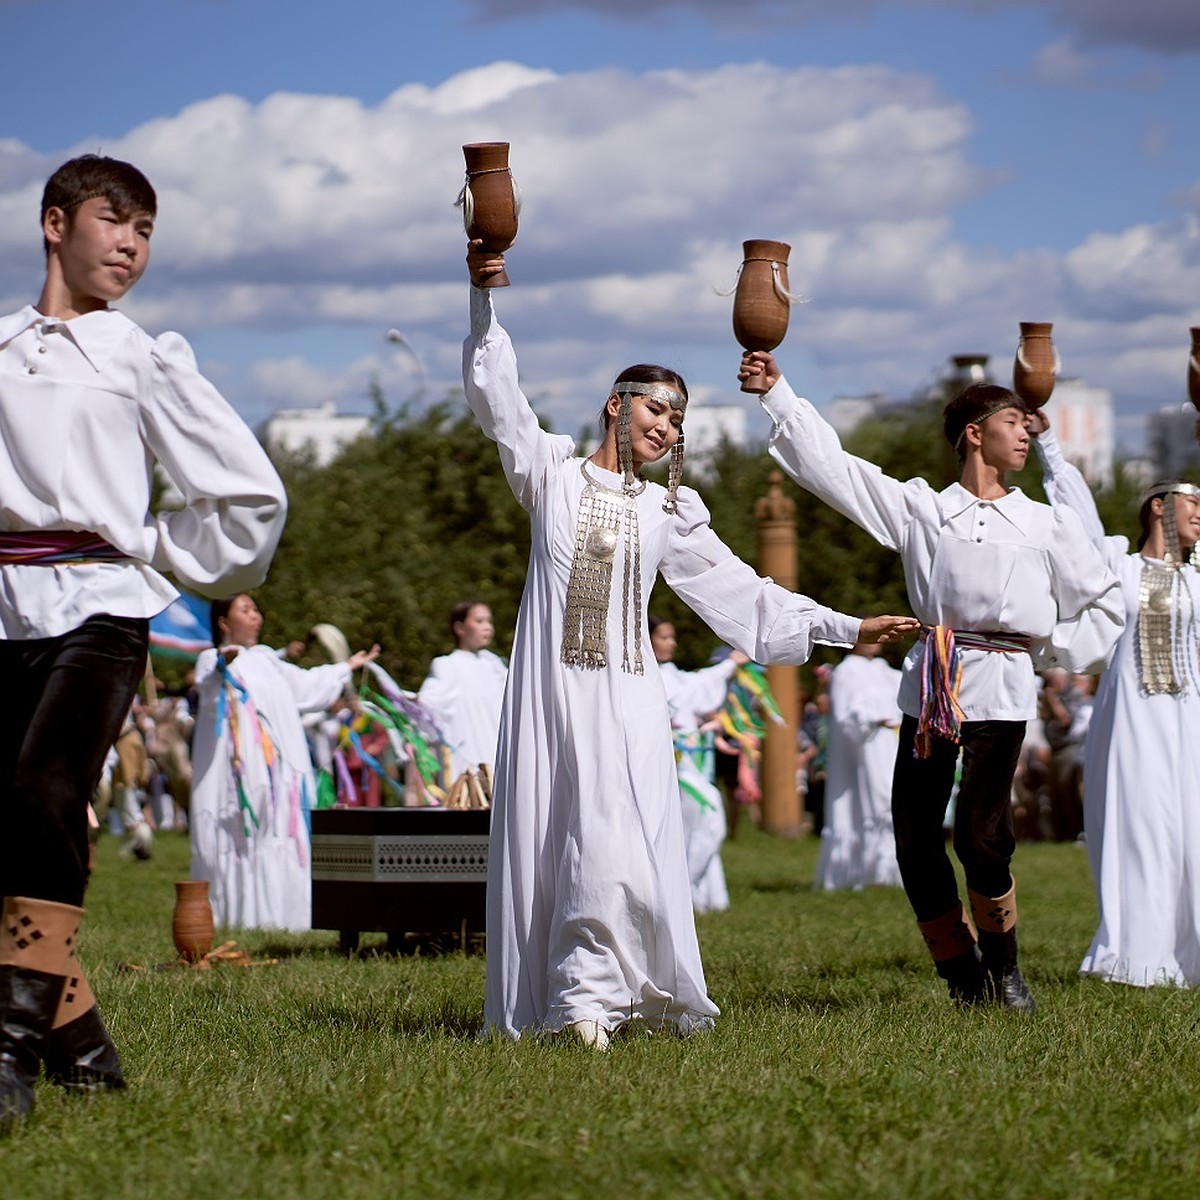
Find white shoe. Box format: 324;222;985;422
568;1020;610;1051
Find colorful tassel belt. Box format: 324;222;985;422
915;626;1032;758
0;530;128;565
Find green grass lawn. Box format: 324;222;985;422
3;827;1198;1199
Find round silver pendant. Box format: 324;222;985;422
585;526;618;561
1148;588;1172;615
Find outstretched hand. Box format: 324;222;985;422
856;616;920;646
347;644;382;671
467;238;506;287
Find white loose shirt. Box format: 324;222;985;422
0;306;287;638
760;379;1125;722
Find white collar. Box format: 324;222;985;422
0;304;138;372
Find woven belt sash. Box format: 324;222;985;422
915;626;1033;758
0;530;128;565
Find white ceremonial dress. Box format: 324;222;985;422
816;653;903;891
418;648;509;777
1037;431;1200;986
190;646;351;932
760;379;1124;721
659;658;738;914
464;289;861;1038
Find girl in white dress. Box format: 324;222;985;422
190;594;378;931
1033;413;1200;986
650;617;744;914
418;600;508;778
816;644;903;891
465;243;917;1047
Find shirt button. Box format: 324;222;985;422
26;365;38;375
976;535;983;542
37;345;47;354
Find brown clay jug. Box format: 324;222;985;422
1188;327;1200;412
732;240;792;393
1012;321;1057;408
460;142;519;288
172;880;214;963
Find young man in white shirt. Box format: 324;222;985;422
740;353;1123;1011
0;155;286;1124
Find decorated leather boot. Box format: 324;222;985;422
41;961;126;1093
918;901;987;1007
0;896;80;1126
970;885;1036;1013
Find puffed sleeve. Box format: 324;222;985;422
1034;503;1125;673
1034;428;1129;570
461;287;575;511
659;486;861;663
139;333;287;598
761;376;926;552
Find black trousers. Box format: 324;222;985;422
0;614;148;906
891;714;1025;923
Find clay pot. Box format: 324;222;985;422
460;142;519;288
732;240;792;394
172;880;214;963
1188;327;1200;413
1012;321;1057;409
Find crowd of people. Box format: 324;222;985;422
2;149;1198;1128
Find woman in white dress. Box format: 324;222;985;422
418;600;508;778
816;643;903;891
190;594;378;932
1033;413;1200;986
464;243;917;1046
649;617;744;914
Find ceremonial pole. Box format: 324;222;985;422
755;470;802;836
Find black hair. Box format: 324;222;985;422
41;154;157;254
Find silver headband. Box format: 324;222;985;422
1140;480;1200;507
613;381;687;412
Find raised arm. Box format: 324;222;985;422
750;356;922;552
1030;414;1116;553
1037;503;1126;673
461;270;574;512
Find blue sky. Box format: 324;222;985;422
2;0;1198;452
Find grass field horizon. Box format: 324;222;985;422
3;826;1198;1199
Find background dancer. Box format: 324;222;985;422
1033;411;1200;987
649;616;745;914
190;594;378;932
0;155;286;1124
817;642;903;892
466;242;916;1048
741;351;1123;1011
418;599;508;780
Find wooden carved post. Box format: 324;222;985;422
755;470;801;836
